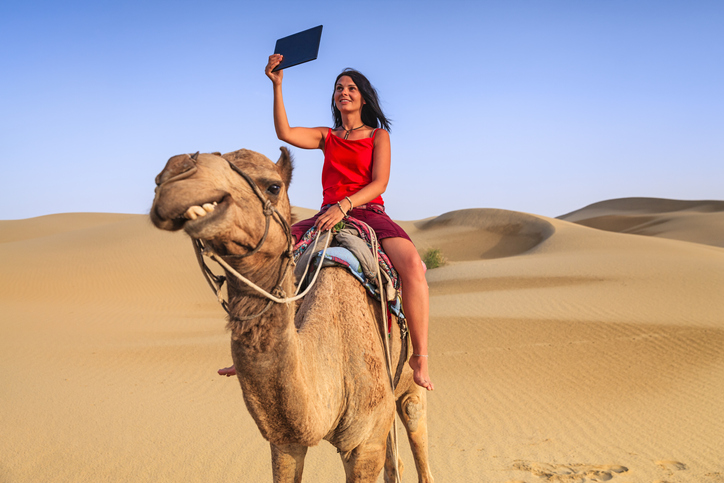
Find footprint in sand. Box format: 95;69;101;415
512;460;628;482
655;460;688;472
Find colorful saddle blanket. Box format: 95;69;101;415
293;217;404;319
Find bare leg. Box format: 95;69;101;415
380;237;434;391
271;443;308;483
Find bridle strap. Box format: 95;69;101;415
222;160;292;260
189;156;293;318
186;154;404;483
189;156;329;321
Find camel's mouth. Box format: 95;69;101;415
175;194;230;231
149;192;231;233
177;194;264;257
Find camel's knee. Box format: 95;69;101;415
400;394;424;432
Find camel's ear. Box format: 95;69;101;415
276;147;293;189
211;152;221;156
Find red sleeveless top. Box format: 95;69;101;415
321;128;384;207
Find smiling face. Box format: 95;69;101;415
334;75;366;115
150;149;293;258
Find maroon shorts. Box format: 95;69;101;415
292;203;412;243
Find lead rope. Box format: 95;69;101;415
365;222;402;483
190;156;336;315
199;229;332;306
293;227;325;296
180;154;401;479
196;218;401;481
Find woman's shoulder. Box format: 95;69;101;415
373;128;390;143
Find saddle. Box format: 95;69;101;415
293;218;406;322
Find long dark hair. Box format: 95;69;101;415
331;68;392;132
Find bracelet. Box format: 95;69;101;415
412;353;428;358
336;201;348;218
345;196;354;212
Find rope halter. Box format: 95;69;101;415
175;153;330;320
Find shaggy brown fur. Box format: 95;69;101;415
151;148;433;482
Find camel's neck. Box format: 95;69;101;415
223;256;392;448
224;252;327;445
225;252;295;351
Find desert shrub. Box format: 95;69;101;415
422;248;446;269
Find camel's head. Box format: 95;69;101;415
150;148;293;258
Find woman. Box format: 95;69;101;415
220;54;433;391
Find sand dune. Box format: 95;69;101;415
2;203;723;482
411;208;555;261
558;197;724;248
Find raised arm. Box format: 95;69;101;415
266;54;326;150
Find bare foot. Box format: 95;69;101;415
409;355;434;391
218;365;236;377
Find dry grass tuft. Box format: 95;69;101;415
422;247;446;269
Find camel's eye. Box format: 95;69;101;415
267;184;281;196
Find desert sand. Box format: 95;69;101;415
2;198;723;482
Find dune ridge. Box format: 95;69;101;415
395;208;555;262
558;197;724;248
2;201;723;482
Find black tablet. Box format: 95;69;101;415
272;25;323;72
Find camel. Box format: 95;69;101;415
150;148;433;482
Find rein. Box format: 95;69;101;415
189;155;331;320
178;153;404;482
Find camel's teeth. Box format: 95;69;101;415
184;205;207;220
202;203;216;213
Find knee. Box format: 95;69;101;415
401;395;423;431
400;253;427;284
383;240;427;284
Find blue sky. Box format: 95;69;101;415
2;0;722;221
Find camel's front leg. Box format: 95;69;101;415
340;440;387;483
383;431;405;483
270;443;308;483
